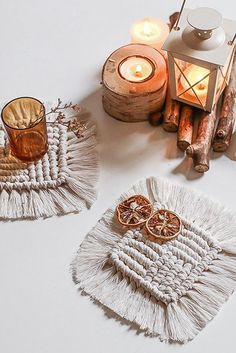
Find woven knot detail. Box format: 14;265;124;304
110;221;221;304
0;126;68;191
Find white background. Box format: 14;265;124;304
0;0;236;352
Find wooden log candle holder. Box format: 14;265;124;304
143;11;236;173
162;12;235;173
102;44;167;122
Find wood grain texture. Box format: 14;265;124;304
102;44;167;122
163;88;181;132
212;54;236;152
186;106;218;173
177;105;194;151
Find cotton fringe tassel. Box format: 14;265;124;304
72;177;236;343
0;120;98;220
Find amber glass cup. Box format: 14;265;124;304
1;97;48;162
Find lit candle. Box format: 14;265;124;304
102;44;167;122
180;65;210;100
130;18;169;54
119;56;154;82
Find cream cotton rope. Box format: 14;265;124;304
0;102;99;220
72;177;236;343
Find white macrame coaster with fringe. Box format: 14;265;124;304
0;103;98;220
72;177;236;343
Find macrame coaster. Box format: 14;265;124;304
0;103;98;220
72;177;236;343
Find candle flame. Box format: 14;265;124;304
197;82;206;90
194;72;208;91
135;64;143;77
181;65;210;101
187;67;209;91
143;21;152;36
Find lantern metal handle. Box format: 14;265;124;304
174;0;187;31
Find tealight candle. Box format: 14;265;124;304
180;65;210;103
130;18;169;54
119;56;154;83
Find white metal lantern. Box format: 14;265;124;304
162;6;236;111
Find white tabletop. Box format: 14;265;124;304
0;0;236;352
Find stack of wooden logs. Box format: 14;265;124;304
149;13;236;173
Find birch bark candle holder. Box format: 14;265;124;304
102;44;167;122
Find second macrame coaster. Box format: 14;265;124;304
0;103;99;220
72;177;236;343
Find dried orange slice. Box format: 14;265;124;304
116;195;153;227
146;209;182;240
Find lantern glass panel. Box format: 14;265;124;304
173;58;211;109
215;51;234;101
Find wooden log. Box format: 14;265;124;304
102;44;167;122
148;111;163;126
212;55;236;152
163;88;181;132
177;105;194;151
186;106;218;173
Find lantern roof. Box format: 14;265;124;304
162;8;236;67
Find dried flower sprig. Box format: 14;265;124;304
45;98;81;116
35;98;87;139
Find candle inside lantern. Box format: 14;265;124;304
119;56;154;82
130;18;169;54
180;65;210;101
